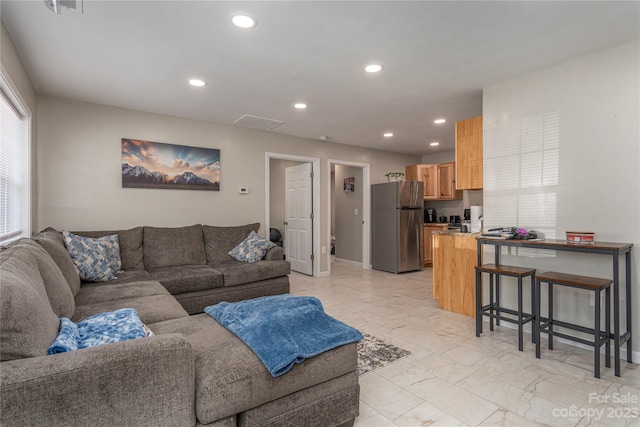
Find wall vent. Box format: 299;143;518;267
232;115;284;131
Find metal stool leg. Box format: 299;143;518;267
496;275;501;326
535;278;541;358
595;289;601;378
517;277;523;351
530;275;536;343
476;269;482;337
606;285;611;368
489;274;494;331
548;283;554;350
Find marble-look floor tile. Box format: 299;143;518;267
288;262;637;427
393;401;467;426
412;352;476;384
406;376;500;426
358;372;425;421
481;408;540;426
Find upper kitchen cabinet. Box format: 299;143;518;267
405;163;461;200
437;162;462;200
455;116;483;190
405;164;437;199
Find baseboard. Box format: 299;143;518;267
334;258;363;267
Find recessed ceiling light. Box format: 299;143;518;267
430;142;440;146
189;79;206;87
383;132;394;137
294;103;307;109
364;64;383;73
231;14;256;28
434;118;446;124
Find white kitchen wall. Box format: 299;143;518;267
36;95;420;274
483;40;640;358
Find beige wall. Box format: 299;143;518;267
269;158;304;245
334;165;363;263
1;20;38;233
36;95;420;273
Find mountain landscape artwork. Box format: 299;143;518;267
122;139;220;191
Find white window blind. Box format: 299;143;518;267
484;111;560;258
0;89;29;243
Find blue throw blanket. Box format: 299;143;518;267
48;308;146;354
205;295;363;377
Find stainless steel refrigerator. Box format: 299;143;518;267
372;181;424;273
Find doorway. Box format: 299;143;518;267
265;153;320;277
327;159;371;275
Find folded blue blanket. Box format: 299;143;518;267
48;308;146;355
205;294;363;377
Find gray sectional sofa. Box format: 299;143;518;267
0;224;360;427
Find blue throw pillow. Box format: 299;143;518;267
228;231;276;263
63;231;122;281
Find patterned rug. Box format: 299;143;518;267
357;334;411;375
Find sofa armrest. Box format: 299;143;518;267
1;334;195;427
264;246;284;261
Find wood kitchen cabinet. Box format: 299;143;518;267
405;164;437;199
433;232;480;317
437;162;462;200
423;224;448;266
405;163;460;200
455;116;483;190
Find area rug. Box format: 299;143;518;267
357;334;411;375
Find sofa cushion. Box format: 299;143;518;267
214;260;291;287
144;225;206;269
148;265;224;294
33;228;82;296
203;223;260;263
63;231;121;282
81;269;153;286
228;231;276;263
72;294;189;325
149;314;357;424
11;239;75;318
0;240;61;362
73;227;145;270
75;280;171;306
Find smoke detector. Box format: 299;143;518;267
320;136;329;141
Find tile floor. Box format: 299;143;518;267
289;261;639;427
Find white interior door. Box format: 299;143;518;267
285;163;313;275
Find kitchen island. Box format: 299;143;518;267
432;230;480;317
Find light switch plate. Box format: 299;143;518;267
238;187;249;194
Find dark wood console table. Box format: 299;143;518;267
476;237;633;377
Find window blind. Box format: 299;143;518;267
0;90;28;242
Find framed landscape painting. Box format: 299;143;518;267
122;139;220;191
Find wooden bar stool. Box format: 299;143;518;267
475;264;536;351
534;271;611;378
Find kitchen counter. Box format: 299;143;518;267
432;232;480;317
431;230;482;238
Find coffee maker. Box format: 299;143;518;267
424;208;436;223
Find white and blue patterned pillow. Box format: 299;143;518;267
63;231;122;282
228;231;276;263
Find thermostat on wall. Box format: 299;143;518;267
238;187;249;194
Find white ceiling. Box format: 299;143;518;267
2;1;639;156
